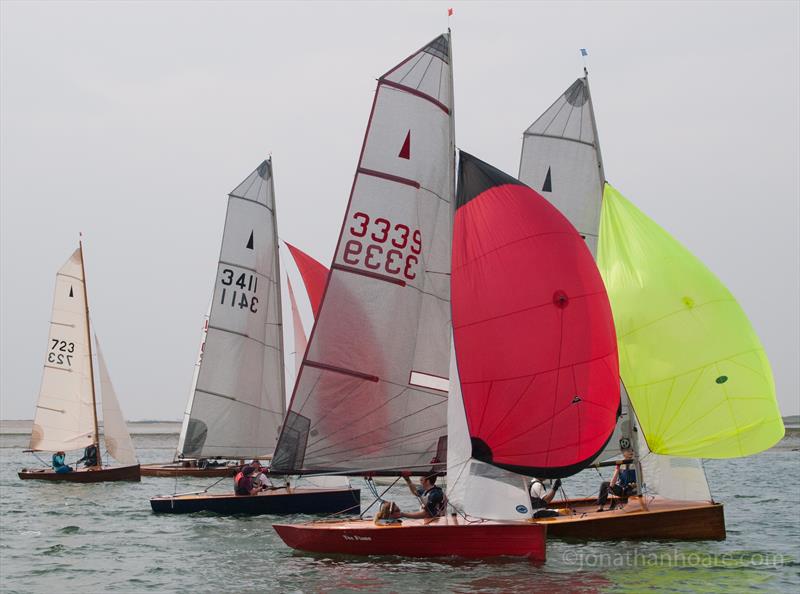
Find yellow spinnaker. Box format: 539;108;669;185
598;184;784;458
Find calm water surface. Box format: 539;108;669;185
1;428;798;593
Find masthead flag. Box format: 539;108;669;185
580;48;588;56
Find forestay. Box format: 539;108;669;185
272;34;455;474
519;77;603;256
29;248;96;453
180;160;286;459
598;184;784;458
96;336;137;466
451;152;619;478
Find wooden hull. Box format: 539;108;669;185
541;496;726;540
150;487;361;515
140;463;236;478
18;464;141;483
273;517;547;561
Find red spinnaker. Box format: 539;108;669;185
452;151;619;477
285;242;329;317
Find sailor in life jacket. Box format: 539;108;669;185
392;473;446;519
529;478;561;519
233;465;259;496
597;448;638;511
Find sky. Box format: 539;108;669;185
1;0;798;421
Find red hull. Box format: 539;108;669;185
273;518;546;561
18;464;141;482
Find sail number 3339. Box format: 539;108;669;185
344;212;421;280
219;269;258;313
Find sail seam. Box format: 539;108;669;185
304;360;379;382
58;273;83;282
307;421;445;461
459;352;619;387
454;289;607;331
43;365;72;373
357;167;420;189
229;194;273;211
194;388;283;414
395;52;426;85
523;132;595;148
206;325;279;350
451;230;575;271
331;264;407;287
36;405;65;413
217;261;272;278
379;80;450;114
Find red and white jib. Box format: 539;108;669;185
342;211;421;281
218;267;260;313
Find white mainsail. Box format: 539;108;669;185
272;33;455;474
96;336;137;466
179;159;285;459
29;248;96;453
519;77;603;257
519;76;710;501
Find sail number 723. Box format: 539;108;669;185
344;212;421;280
47;339;75;367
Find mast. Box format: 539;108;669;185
78;239;102;468
268;157;287;417
583;69;606;186
584;71;646;498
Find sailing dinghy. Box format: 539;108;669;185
149;159;359;514
19;244;140;482
517;75;783;540
272;34;568;561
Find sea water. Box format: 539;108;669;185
1;424;798;593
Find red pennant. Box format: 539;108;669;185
448;8;454;16
398;131;411;160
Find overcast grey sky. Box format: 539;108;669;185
1;1;798;421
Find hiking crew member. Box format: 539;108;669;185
597;448;638;511
530;478;561;519
75;444;98;468
394;474;445;519
234;465;259;496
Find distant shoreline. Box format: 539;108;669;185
0;419;182;435
2;418;798;439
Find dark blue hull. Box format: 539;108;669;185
150;487;360;515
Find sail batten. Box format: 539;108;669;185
272;34;455;475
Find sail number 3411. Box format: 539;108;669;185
344;212;421;280
219;269;258;313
